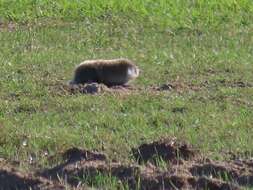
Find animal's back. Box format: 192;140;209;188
73;63;98;84
98;59;131;86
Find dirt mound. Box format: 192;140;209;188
40;148;141;188
0;164;64;190
51;83;136;95
50;78;253;96
40;146;241;190
62;147;107;162
140;172;240;190
1;142;253;189
190;159;253;187
39;145;244;189
132;138;196;164
67;83;109;94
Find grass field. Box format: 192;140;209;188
0;0;253;189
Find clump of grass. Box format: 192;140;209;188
76;172;129;190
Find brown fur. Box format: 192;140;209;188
70;58;139;86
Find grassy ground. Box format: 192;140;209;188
0;0;253;189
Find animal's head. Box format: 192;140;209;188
127;65;140;79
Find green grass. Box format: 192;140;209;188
0;0;253;189
77;172;130;189
1;0;253;28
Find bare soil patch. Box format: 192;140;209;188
67;83;109;94
0;21;16;31
154;81;202;93
50;78;253;97
154;80;253;93
132;137;196;164
0;162;63;190
1;139;252;189
218;80;253;88
50;82;138;95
